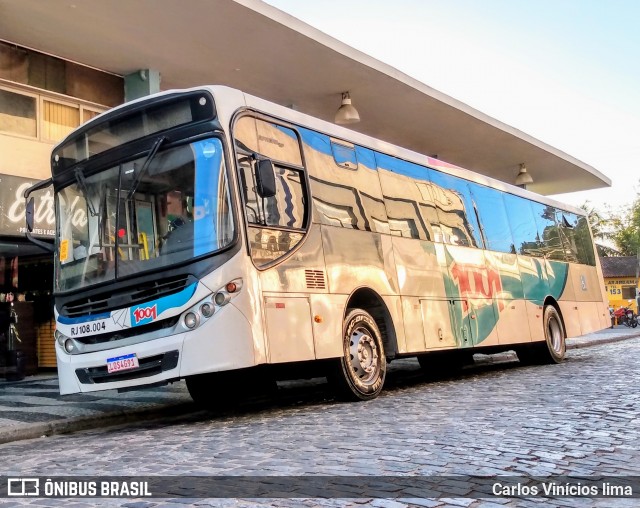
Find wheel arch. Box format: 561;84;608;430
345;287;398;359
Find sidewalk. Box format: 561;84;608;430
1;326;639;446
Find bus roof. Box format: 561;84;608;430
60;84;591;218
1;0;610;195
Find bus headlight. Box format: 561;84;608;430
200;302;214;318
184;312;199;329
55;330;69;346
64;339;75;353
214;292;230;306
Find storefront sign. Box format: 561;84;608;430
0;174;55;238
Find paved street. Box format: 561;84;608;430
1;338;639;507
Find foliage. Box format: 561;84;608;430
582;198;640;257
608;197;640;256
578;202;619;257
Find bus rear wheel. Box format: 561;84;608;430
329;308;386;401
541;305;566;363
518;305;566;365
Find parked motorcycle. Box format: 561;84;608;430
613;306;638;328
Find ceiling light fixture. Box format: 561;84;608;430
334;91;360;125
515;163;533;188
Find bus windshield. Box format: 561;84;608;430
55;137;234;292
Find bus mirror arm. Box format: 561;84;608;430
24;178;55;253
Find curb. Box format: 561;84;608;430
0;402;195;446
1;332;639;446
566;331;640;349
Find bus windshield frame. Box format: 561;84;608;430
52;91;216;175
54;136;235;293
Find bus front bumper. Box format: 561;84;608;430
56;303;256;395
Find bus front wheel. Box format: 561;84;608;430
186;368;277;409
329;308;386;401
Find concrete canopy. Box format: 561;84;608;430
0;0;610;195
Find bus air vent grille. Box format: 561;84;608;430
61;274;195;317
305;270;326;289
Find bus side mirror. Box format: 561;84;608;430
23;178;55;253
25;197;35;233
255;159;276;198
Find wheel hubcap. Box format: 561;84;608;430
548;317;563;354
348;327;380;386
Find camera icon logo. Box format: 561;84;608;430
7;478;40;496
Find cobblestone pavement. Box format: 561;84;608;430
1;338;639;507
0;377;190;426
1;326;636;446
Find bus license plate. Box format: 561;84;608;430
107;353;139;374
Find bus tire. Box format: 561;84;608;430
418;350;473;377
329;308;386;401
186;369;277;409
186;372;236;409
519;305;566;365
540;305;566;363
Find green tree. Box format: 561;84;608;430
599;197;640;256
579;202;618;257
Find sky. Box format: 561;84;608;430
263;0;640;215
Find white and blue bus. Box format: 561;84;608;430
26;86;610;403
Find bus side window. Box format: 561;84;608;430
468;184;514;254
531;202;565;261
428;171;484;248
376;152;432;241
503;194;540;257
262;165;306;229
233;115;309;266
561;211;596;266
558;211;579;263
299;128;387;233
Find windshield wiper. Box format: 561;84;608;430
127;136;166;199
74;167;99;217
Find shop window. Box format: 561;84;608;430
42;99;80;142
0;41;124;107
0;84;106;143
622;286;636;300
0;88;37;137
82;108;101;124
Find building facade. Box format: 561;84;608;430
0;41;124;374
600;256;640;313
0;1;612;378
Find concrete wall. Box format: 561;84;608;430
0;134;53;181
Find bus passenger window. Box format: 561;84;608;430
376;154;432;240
503;194;539;257
331;141;358;169
428;171;483;248
574;215;596;266
233;115;309;266
468;184;514;254
531;203;565;261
